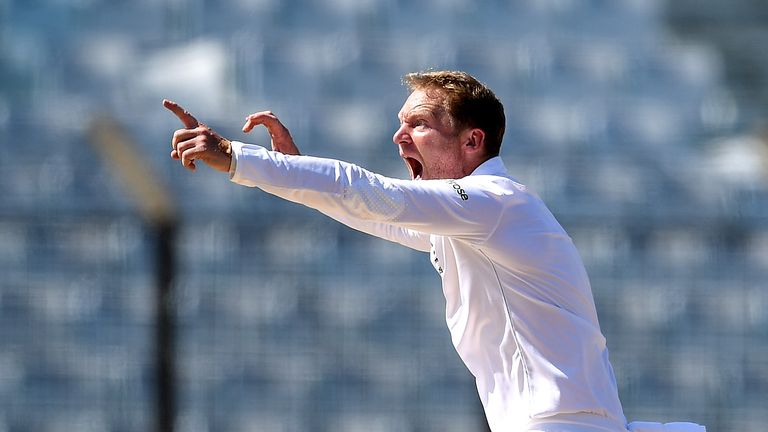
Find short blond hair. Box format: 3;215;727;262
403;70;506;157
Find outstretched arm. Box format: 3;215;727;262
230;142;505;244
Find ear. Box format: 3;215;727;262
462;128;486;154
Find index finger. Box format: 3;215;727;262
163;99;199;128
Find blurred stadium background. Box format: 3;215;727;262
1;0;768;431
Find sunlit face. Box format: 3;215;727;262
393;90;469;180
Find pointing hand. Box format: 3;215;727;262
163;99;232;173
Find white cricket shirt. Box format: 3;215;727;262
229;142;628;431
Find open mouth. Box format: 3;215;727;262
404;157;423;180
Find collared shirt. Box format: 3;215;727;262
229;141;628;431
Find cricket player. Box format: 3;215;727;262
165;70;629;431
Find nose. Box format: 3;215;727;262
392;123;410;146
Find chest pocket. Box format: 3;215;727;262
429;236;445;276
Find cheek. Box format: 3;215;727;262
413;131;462;163
424;150;462;176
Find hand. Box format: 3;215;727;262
163;99;232;172
242;111;301;155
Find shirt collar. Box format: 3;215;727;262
469;156;508;177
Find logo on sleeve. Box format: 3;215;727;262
446;179;469;201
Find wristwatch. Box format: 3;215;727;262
218;137;232;155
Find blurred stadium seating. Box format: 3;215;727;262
1;0;767;431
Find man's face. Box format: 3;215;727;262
393;89;468;180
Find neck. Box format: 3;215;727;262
462;155;493;177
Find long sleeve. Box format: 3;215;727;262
229;142;510;246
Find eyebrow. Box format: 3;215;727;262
399;107;439;123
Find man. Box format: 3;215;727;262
165;70;629;431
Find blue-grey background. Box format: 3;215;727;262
1;0;767;431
